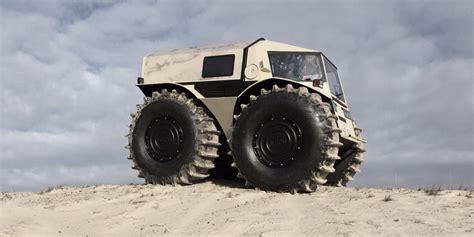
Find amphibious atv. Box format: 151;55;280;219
126;38;366;193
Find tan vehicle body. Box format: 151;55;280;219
138;39;363;146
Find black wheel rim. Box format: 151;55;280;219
253;117;303;168
145;116;184;162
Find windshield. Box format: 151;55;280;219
324;57;345;102
268;52;323;81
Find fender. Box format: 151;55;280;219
137;82;230;139
137;82;201;98
233;77;329;117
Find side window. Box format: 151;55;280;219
324;57;345;102
202;55;235;78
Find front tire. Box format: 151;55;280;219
127;89;221;185
231;84;342;193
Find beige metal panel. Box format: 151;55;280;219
140;56;147;79
142;48;244;84
141;40;256;83
201;97;237;140
244;40;272;81
331;98;357;140
146;40;255;57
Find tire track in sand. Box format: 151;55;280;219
170;192;223;234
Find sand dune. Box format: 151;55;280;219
1;181;473;236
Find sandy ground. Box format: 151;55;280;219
1;181;473;237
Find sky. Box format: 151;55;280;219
1;0;473;192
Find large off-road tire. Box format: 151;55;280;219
126;89;221;185
231;84;342;193
326;125;365;186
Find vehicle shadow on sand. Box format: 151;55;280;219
208;177;247;190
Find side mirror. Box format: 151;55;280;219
312;79;324;88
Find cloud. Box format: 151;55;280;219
1;0;472;191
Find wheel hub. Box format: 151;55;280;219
253;117;302;168
145;116;184;162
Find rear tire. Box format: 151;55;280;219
326;125;365;186
231;84;342;193
127;89;221;185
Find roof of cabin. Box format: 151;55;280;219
147;38;264;57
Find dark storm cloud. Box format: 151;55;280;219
0;0;472;191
